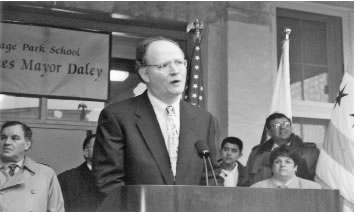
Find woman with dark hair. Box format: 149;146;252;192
250;145;322;189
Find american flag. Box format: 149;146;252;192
184;38;204;107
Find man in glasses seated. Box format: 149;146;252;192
93;36;219;198
244;112;319;186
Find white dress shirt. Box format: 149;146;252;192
220;163;239;187
147;91;181;149
0;158;24;186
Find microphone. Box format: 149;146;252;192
195;140;209;186
195;140;210;157
194;140;219;186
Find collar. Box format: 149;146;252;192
271;175;297;188
271;141;291;151
0;157;25;169
86;163;92;171
147;91;180;117
228;162;239;173
22;157;36;174
219;161;239;173
259;133;301;153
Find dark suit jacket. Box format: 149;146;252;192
93;91;218;196
236;161;247;186
58;163;99;212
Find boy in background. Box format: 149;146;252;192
219;137;246;187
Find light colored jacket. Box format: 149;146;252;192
0;157;64;212
250;176;322;189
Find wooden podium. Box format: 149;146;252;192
97;185;340;212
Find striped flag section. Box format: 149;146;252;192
269;37;292;120
315;71;354;212
184;38;204;107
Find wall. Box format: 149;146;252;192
27;127;88;174
226;3;275;163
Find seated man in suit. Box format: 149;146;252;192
58;134;99;212
245;113;319;186
93;36;219;197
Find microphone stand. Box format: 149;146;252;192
194;140;219;186
202;155;209;186
207;156;219;186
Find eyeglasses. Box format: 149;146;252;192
144;59;187;72
270;121;291;129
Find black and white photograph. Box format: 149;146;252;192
0;1;353;212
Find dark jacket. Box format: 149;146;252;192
93;91;218;196
58;163;99;212
236;161;247;186
217;160;247;187
216;159;247;186
244;134;319;186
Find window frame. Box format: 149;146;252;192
271;1;353;120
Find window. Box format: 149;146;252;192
276;7;344;146
292;117;328;147
0;95;40;119
47;99;104;122
0;94;104;123
277;8;343;103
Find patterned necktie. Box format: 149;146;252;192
8;164;18;177
166;105;179;178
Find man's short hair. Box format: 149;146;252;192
82;134;96;149
1;121;32;141
221;136;243;152
134;36;183;74
269;145;300;166
265;112;291;130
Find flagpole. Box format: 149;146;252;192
186;19;204;41
284;28;291;40
185;19;205;107
260;27;292;144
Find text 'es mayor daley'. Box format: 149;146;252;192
1;43;105;80
20;59;104;81
1;58;104;81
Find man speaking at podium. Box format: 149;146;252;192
93;36;219;197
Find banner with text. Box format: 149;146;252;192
0;23;109;100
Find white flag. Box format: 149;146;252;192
270;38;292;120
316;71;354;212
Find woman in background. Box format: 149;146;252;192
251;145;322;189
